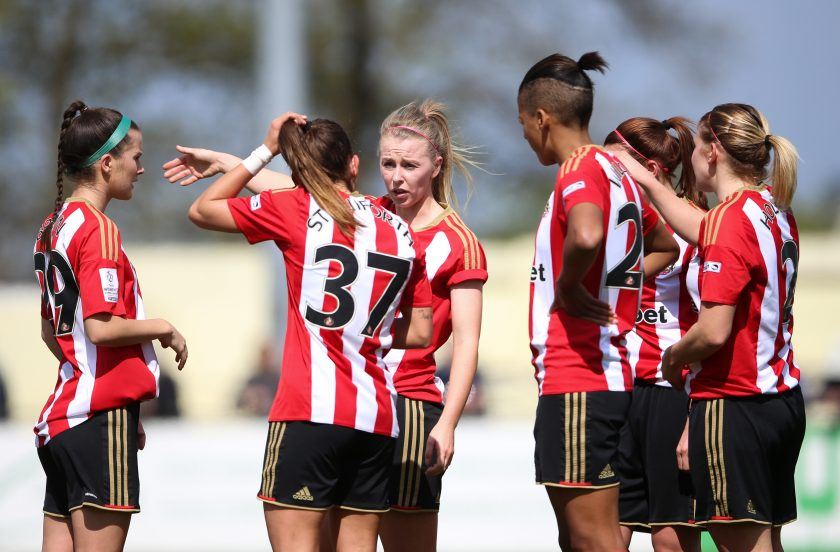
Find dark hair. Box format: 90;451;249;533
40;99;139;249
604;116;706;208
517;51;608;127
278;118;358;236
698;103;798;209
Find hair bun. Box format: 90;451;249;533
576;51;608;74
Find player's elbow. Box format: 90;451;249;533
187;200;207;228
704;324;731;350
570;226;603;252
404;309;433;349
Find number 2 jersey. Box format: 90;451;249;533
688;186;800;399
377;200;488;404
33;198;159;446
228;187;432;437
530;145;660;395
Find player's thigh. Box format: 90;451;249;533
263;502;325;552
708;522;772;552
42;514;73;552
334;509;381;552
651;525;701;552
546;486;623;551
380;510;438;552
69;506;131;552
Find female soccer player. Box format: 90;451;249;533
164;99;486;552
34;100;188;552
517;52;679;551
186;112;433;552
628;103;803;552
603;117;704;552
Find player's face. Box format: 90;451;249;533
691;132;714;192
379;135;441;210
518;103;552;166
108;129;144;201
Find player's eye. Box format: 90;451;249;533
381;160;395;168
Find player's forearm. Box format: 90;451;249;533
438;339;479;429
392;307;433;349
643;180;703;245
558;240;599;290
669;322;727;366
84;315;172;347
643;251;675;280
217;152;293;194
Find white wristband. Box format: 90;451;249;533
241;144;274;175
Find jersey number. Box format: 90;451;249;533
34;251;80;336
780;239;798;324
605;202;643;289
304;244;412;337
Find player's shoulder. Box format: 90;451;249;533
701;187;759;246
436;209;484;269
62;199;121;260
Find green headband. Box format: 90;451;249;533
79;115;133;167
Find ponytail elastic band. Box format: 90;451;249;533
80;115;132;167
614;129;668;174
389;125;440;155
764;134;772;147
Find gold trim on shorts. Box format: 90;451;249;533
107;407;131;508
397;399;425;508
260;422;287;499
704;399;730;518
564;392;587;484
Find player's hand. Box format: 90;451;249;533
613;149;657;190
159;325;188;370
137;419;147;451
424;421;455;476
551;281;616;326
264;112;308;155
661;346;685;389
676;419;689;471
163;146;233;186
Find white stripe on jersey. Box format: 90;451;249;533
744;198;782;393
130;258;160;392
625;329;642;380
595;153;638;391
531;193;557;394
301;197;338;424
35;361;73;444
345;206;381;434
424;231;451;280
653;236;691;387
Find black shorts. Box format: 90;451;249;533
37;403;141;518
389;395;444;513
689;387;805;526
534;391;631;489
617;382;696;529
258;421;395;512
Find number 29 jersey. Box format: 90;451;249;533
33;198;160;446
228;188;432;437
530;146;660;396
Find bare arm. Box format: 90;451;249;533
614;150;704;244
643;220;679;277
84;313;188;370
425;281;483;475
40;318;63;361
662;302;735;387
163;146;295;193
391;306;433;349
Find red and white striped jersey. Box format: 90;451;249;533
33;198;159;446
228;187;433;437
687;186;800;399
530;146;660;395
626;229;701;386
377;200;488;404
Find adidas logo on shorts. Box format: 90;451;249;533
293;486;314;502
747;499;757;514
598;464;615;479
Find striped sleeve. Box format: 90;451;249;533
77;213;127;319
444;214;488;286
228;188;304;246
699;199;753;305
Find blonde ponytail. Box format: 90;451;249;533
766;134;799;210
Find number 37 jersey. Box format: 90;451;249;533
530;146;660;396
229;188;432;437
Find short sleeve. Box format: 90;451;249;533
640;197;661;237
77;223;127;320
447;231;489;287
227;188;303;245
699;211;753;305
558;157;609;214
399;243;433;311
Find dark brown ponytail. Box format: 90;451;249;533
278;118;358;236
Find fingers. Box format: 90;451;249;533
161;157;182;170
176;345;188;371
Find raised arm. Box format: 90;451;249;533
164;146;296;193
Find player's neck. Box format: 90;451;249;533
69;185;110;212
713;172;749;202
550;127;593;165
397;195;445;229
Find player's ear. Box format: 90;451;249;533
536;108;549;129
348;154;360;181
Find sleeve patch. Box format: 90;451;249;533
703;261;722;273
99;268;119;303
562;181;586;198
250;194;262;211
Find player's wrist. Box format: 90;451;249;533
241;144;274;175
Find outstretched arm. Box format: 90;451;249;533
164;146;295;193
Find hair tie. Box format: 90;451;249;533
661;119;671;129
614;129;669;174
389;125;440;155
764;134;772;147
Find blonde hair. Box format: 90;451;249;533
278;118;358;236
379;100;480;210
699;103;799;209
